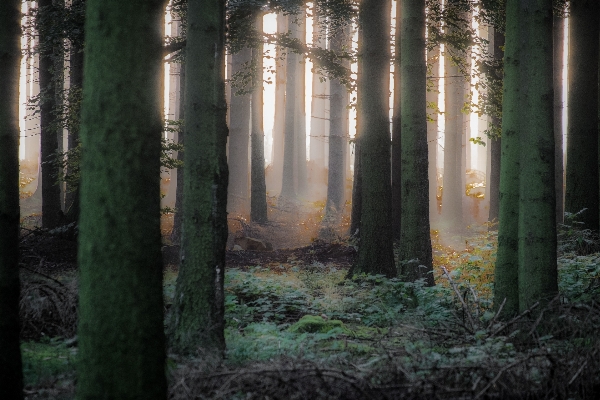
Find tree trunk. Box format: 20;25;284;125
280;20;298;200
494;0;522;316
0;2;24;397
251;15;268;223
326;24;349;214
350;21;363;238
399;0;434;285
427;40;440;228
310;11;328;172
488;29;504;223
169;0;228;356
38;0;63;229
517;0;557;310
565;0;599;230
228;47;251;216
77;0;167;397
269;13;287;196
295;11;308;198
553;15;564;225
354;0;395;278
392;0;402;240
171;62;185;246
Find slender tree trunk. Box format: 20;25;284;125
0;2;24;397
399;0;434;285
553;15;564;225
354;0;395;278
228;47;251;216
392;0;402;240
169;0;228;356
310;11;328;171
350;21;364;238
38;0;63;229
427;43;440;227
77;0;167;397
171;62;185;246
251;15;268;223
488;29;504;223
565;0;599;230
280;21;298;200
326;24;348;214
295;11;308;198
269;13;287;196
518;0;557;310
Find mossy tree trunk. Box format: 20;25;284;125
169;0;228;356
38;0;63;229
77;0;167;397
399;0;434;285
0;1;24;398
565;0;599;230
517;0;557;310
251;15;268;223
354;0;395;278
494;0;521;316
227;47;251;217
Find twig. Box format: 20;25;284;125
441;266;476;332
475;356;533;398
490;302;539;338
19;263;66;287
487;297;506;330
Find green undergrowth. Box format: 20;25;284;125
21;339;77;390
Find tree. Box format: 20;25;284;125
251;14;269;223
38;0;64;229
227;47;252;216
398;0;435;285
564;0;599;231
487;29;503;223
391;0;402;240
295;10;308;198
553;13;564;224
353;0;395;277
169;0;228;355
0;1;24;398
76;0;167;397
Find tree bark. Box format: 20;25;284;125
488;29;504;223
392;0;402;240
565;0;599;230
228;47;251;216
77;0;167;397
269;13;287;196
354;0;395;278
553;15;564;225
0;2;24;397
295;11;308;198
169;0;228;356
280;19;298;200
171;62;185;246
399;0;434;285
251;15;268;223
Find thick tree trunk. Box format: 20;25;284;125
326;24;349;214
494;0;521;316
565;0;600;230
392;0;402;240
169;0;228;356
553;16;564;225
38;0;63;229
251;16;268;223
517;0;557;310
399;0;434;285
228;47;251;216
354;0;395;278
77;0;167;397
0;2;24;397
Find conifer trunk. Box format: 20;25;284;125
354;0;395;277
295;11;308;198
280;21;298;200
251;15;268;223
553;15;564;225
77;0;167;397
392;0;402;240
269;14;287;195
565;0;599;230
169;0;228;355
399;0;434;285
0;2;24;397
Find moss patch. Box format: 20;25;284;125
288;315;349;334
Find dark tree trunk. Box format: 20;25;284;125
391;0;402;240
0;1;24;397
354;0;395;278
38;0;63;229
77;0;167;397
553;15;564;225
349;18;364;238
487;29;504;223
171;62;185;246
565;0;600;230
250;15;268;223
169;0;228;356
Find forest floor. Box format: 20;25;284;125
16;204;600;399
